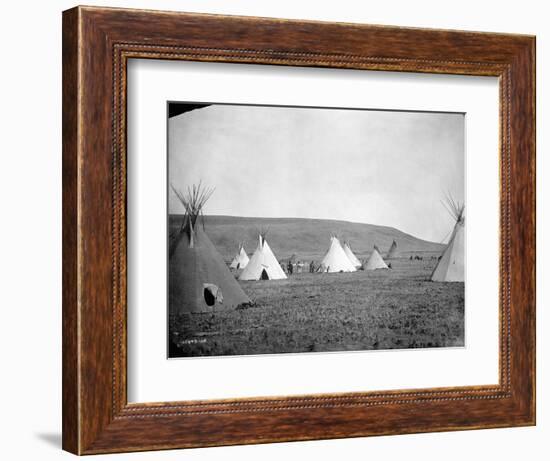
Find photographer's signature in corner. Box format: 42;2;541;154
179;338;207;345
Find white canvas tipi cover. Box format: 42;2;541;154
239;235;287;280
343;242;362;268
320;237;357;273
230;244;249;269
364;247;389;270
431;200;465;282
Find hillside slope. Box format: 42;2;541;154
170;215;445;263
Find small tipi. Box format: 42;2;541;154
386;240;398;259
229;243;249;270
169;184;251;313
319;236;357;273
431;196;465;282
364;246;389;270
239;231;287;281
343;241;362;268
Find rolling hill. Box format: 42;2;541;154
170;215;445;263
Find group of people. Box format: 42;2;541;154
281;260;316;275
409;255;442;261
283;259;393;274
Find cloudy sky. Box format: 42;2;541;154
168;104;464;243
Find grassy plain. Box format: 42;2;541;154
169;255;464;357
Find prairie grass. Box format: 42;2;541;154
170;256;464;357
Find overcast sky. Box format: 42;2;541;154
168;104;464;243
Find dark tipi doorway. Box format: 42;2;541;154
203;286;216;306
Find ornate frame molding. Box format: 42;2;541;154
63;6;535;454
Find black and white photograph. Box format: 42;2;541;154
168;102;465;358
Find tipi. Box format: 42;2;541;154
431;196;465;282
169;184;251;313
343;241;362;268
239;231;287;281
386;240;398;259
229;243;249;270
319;236;357;273
364;246;389;270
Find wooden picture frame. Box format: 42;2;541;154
62;5;535;455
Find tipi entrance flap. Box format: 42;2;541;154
203;283;223;307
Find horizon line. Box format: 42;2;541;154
168;213;443;246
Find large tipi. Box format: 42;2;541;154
343;241;362;268
364;246;389;270
319;236;357;273
169;184;251;313
431;196;465;282
386;240;398;259
229;243;249;270
239;232;287;281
